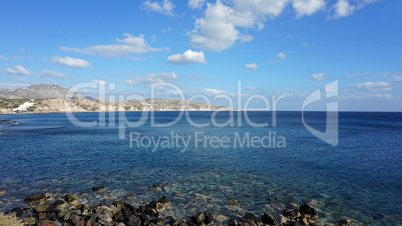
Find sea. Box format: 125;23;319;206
0;111;401;225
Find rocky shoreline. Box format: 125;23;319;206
0;188;358;226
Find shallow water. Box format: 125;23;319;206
0;111;401;224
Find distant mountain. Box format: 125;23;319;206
0;84;237;114
0;84;83;100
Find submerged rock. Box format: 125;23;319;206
9;192;338;226
24;193;46;203
92;186;106;193
63;194;78;204
229;198;238;206
158;196;171;204
215;214;229;222
269;201;286;211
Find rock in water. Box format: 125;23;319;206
64;194;78;204
299;203;316;216
158;196;170;204
191;212;213;224
215;214;229;222
261;213;286;225
229;198;238;205
92;186;106;193
243;212;258;222
156;202;165;213
24;193;46;203
282;207;300;219
269;201;286;211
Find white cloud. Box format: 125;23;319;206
332;0;355;18
345;72;394;78
345;72;370;78
40;70;66;79
189;0;375;51
185;74;204;80
125;72;178;86
276;52;287;60
245;63;258;71
311;73;326;80
203;88;226;95
60;33;165;58
141;0;176;16
52;56;90;68
189;0;288;51
0;83;30;90
167;49;207;65
392;76;402;84
162;27;172;33
188;0;206;9
331;0;380;18
292;0;325;17
343;93;392;100
4;65;31;76
352;82;392;92
132;57;143;61
245;87;257;90
280;88;307;98
325;84;338;95
0;55;7;60
14;78;31;83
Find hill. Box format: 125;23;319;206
0;84;83;100
0;84;235;114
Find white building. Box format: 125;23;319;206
13;101;35;113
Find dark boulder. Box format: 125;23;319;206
282;207;300;219
158;196;170;204
124;216;141;226
191;212;213;225
92;186;106;193
243;212;258;222
299;203;316;216
11;207;24;217
24;194;46;203
261;213;286;225
229;218;239;226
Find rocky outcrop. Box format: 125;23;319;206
1;191;358;226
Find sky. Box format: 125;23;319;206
0;0;401;111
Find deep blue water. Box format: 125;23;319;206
0;111;401;224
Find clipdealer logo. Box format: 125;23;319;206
64;80;338;150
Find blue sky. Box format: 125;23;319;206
0;0;401;111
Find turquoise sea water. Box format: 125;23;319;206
0;111;401;224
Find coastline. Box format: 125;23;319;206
0;188;356;226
